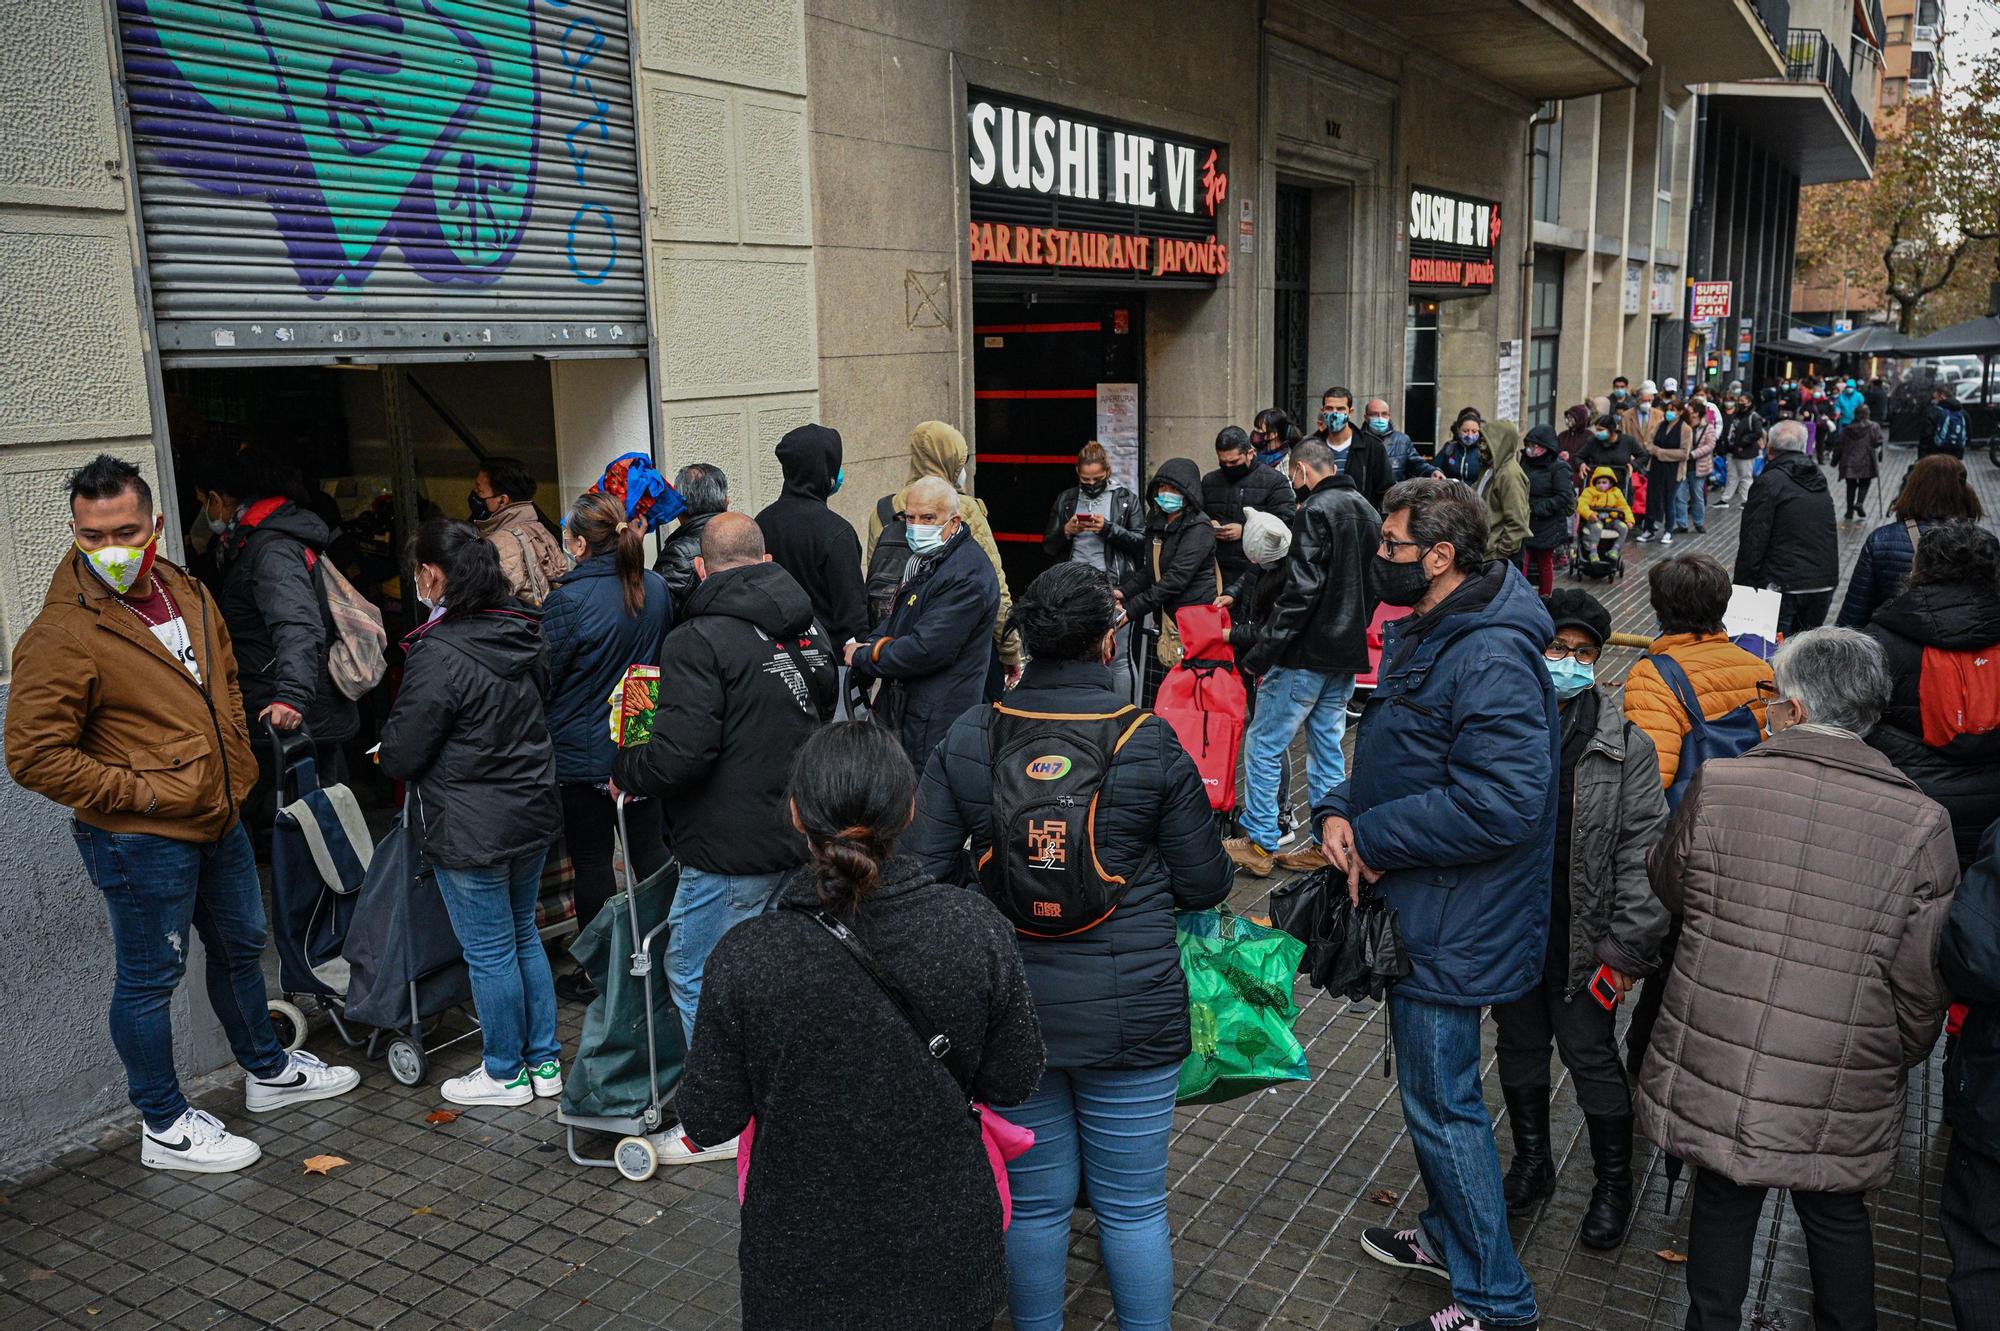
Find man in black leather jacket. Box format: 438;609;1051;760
1222;438;1381;878
653;462;728;609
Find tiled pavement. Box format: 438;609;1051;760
2;445;1990;1331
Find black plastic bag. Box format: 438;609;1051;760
1266;869;1334;975
1268;869;1408;1001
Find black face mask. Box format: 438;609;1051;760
1078;479;1108;498
1373;552;1434;607
468;491;492;521
1219;461;1254;481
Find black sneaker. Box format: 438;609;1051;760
554;970;598;1004
1360;1225;1449;1283
1389;1304;1538;1331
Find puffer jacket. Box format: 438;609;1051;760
908;659;1234;1068
540;554;672;784
1576;468;1635;527
216;498;358;743
1863;578;2000;867
1637;727;1959;1193
1735;451;1839;593
475;501;567;609
1521;426;1576;551
1557;689;1672;993
1482;421;1531;559
1836;518;1940;628
1688;405;1719;479
1240;471;1379;676
1314;562;1559;1006
852;524;999;769
652;509;718;610
378;607;561;868
1200;459;1297;588
1119;458;1221;626
1622;633;1772;791
1942;821;2000;1158
865;421;1016;663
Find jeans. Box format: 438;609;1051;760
1492;952;1631;1118
558;784;670;933
434;849;560;1079
1683;1170;1876;1331
1776;590;1833;636
72;820;290;1130
996;1063;1180;1331
669;865;783;1046
1389;994;1539;1326
1674;472;1705;529
1239;667;1354;851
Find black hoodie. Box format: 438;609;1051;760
614;560;837;875
379;608;561;869
1119;457;1221;625
218;498;358;742
754;424;869;644
1734;450;1838;593
1521;424;1577;551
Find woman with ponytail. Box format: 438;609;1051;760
379;518;564;1106
541;492;674;997
676;722;1044;1331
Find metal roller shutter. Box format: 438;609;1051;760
117;0;647;365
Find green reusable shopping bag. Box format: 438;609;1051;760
1175;907;1310;1105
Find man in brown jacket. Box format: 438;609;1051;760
1637;626;1959;1330
4;456;358;1174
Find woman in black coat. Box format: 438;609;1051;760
1573;413;1640;496
1862;521;2000;868
1520;423;1577;596
678;722;1044;1331
909;563;1233;1331
1829;406;1886;520
379;519;563;1108
1837;454;1985;628
1118;456;1220;703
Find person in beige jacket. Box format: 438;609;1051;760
1637;626;1959;1331
471;456;567;608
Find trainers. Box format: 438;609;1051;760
659;1131;739;1165
527;1059;564;1100
554;969;598;1004
1636;530;1657;544
244;1050;362;1113
1660;531;1675;546
1712;499;1730;508
1274;844;1331;873
1389;1303;1535;1331
1222;836;1275;878
141;1108;261;1174
1360;1226;1449;1283
1694;523;1706;534
441;1065;533;1107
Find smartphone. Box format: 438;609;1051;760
1587;964;1621;1011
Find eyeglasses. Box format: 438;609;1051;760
1543;642;1601;665
1378;537;1431;556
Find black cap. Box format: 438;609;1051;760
1546;588;1611;649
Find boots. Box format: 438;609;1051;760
1500;1084;1556;1216
1579;1112;1635;1249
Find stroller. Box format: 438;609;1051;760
1568;524;1627;582
557;795;688;1182
265;725;477;1086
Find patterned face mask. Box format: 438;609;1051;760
77;530;158;595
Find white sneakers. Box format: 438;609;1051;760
244;1050;362;1113
142;1108;261;1174
659;1131;740;1165
528;1059;564;1099
442;1065;535;1107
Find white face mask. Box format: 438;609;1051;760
908;522;947;555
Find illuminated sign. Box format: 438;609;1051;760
1407;186;1500;294
1690;280;1733;321
967;89;1227;287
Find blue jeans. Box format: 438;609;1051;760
72;820;289;1130
1390;994;1539;1326
434;849;560;1079
996;1063;1180;1331
1241;667;1354;851
1675;472;1706;528
669;866;783;1046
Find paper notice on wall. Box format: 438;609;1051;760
1724;585;1781;643
1096;382;1141;494
1495;340;1523;424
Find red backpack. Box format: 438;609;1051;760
1155;605;1247;812
1919;645;2000;748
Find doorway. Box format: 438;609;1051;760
971;296;1145;594
1273;185;1313;427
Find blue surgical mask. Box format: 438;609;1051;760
1322;411;1349;432
1155;491;1186;514
1665;410;1679;422
907;521;946;554
1612;388;1628;399
1593;430;1609;441
832;467;844;494
1546;656;1595;700
1367;417;1391;434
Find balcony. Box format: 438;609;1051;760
1699;27;1875;184
1303;0;1649;98
1913;23;1939;45
1649;0;1787;87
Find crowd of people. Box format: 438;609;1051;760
4;355;1998;1331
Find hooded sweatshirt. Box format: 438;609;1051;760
1576;467;1635;526
1119;457;1221;625
218;497;358;742
754;424;869;644
865;421;1017;664
1520;423;1576;552
1556;403;1596;459
1482;420;1531;559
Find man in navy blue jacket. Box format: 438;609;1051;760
1315;476;1557;1331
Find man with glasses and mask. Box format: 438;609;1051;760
1313;477;1555;1331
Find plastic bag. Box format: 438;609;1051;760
1175;908;1309;1105
1269;868;1411;1001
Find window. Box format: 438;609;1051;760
1917;0;1941;26
1528;252;1564;431
1884;76;1907;106
1655;105;1679;247
1531;102;1562;224
1404;301;1440;447
1886;13;1909;42
1911;50;1936;82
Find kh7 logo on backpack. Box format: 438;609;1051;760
1026;820;1068;870
1025;755;1073;780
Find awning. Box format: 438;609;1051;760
1817;325;1911;354
1899;315;2000;357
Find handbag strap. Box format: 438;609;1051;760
792;905;972;1097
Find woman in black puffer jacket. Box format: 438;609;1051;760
909;563;1233;1331
1836;454;1984;628
1862;521;2000;868
1520;423;1577;597
1119;456;1220;704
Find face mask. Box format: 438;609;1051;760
831;467;844;494
1155;491;1186;514
1526;446;1547;458
1219;461;1253;481
1596;479;1612;491
78;531;159;596
202;505;234;536
1372;552;1433;607
467;491;491;521
1457;434;1480;449
1665;411;1679;422
1612;388;1628;399
1321;411;1349;433
1546;656;1595;700
1079;478;1108;498
1367;417;1391;435
1593;430;1609;442
907;522;946;554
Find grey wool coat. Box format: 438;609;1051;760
1636;726;1960;1193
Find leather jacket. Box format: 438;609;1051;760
1042;484;1144;583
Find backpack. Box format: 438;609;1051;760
303;548;387;700
977;703;1152;937
1939;408;1968;455
865;493;910;628
1918;644;2000;749
1154;605;1246;812
1642;652;1765;809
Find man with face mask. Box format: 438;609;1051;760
1617;379;1658;446
6;456;361;1175
1369;398;1437;485
1608;375;1631;408
1313;477;1556;1331
848;477;1000;767
1305;386;1391;512
1201;425;1297;589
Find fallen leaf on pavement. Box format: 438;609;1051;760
1656;1248;1687;1264
27;1268;53;1281
410;1206;434;1216
302;1154;349;1175
1367;1189;1399;1205
425;1109;461;1125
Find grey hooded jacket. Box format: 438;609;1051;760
1557;688;1672;994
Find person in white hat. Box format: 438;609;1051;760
1618;379;1660;451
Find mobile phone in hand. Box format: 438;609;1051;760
1587;964;1621;1011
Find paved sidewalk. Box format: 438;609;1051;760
0;447;1981;1330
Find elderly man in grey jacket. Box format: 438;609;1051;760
1639;626;1959;1331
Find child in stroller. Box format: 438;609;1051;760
1573;466;1633;577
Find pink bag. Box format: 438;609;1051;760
736;1106;1034;1226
